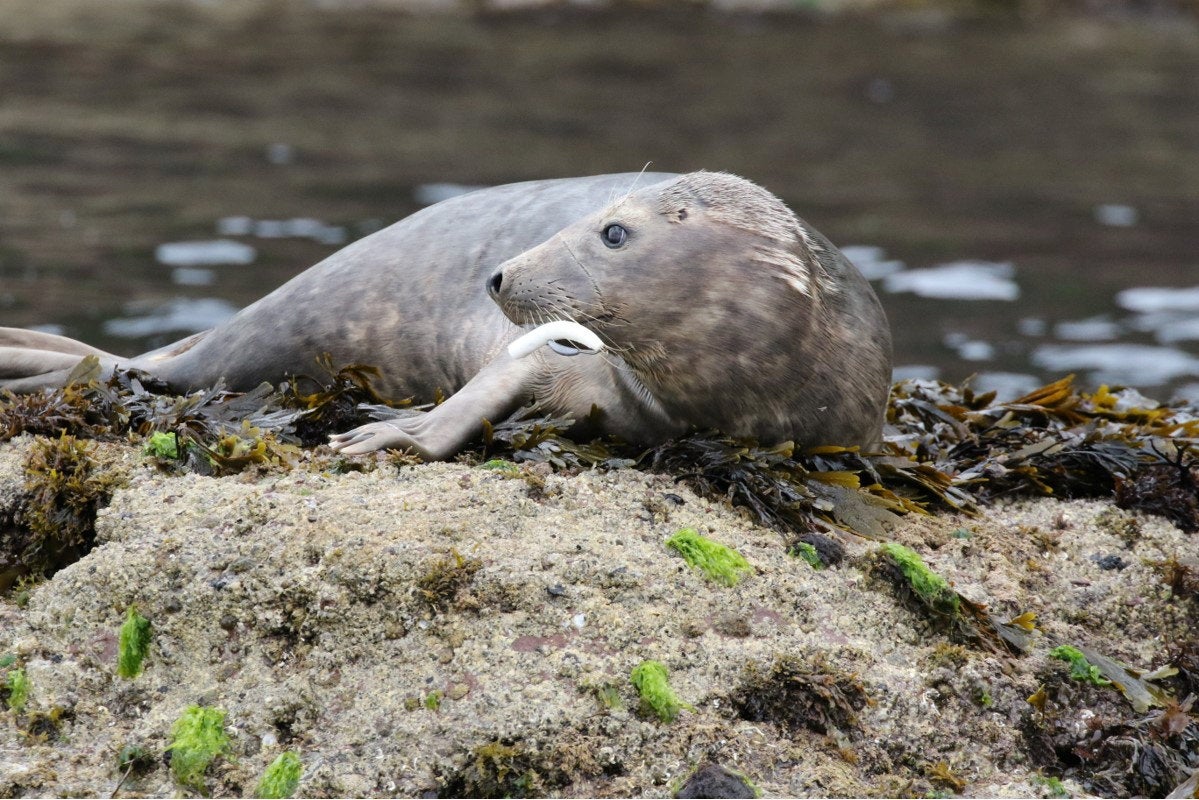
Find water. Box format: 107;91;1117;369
1;7;1196;401
107;200;1199;401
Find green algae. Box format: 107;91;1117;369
117;606;152;679
166;705;232;791
6;668;29;712
879;542;960;616
792;541;824;569
1049;645;1112;686
631;660;693;723
143;430;179;459
665;528;752;587
255;751;303;799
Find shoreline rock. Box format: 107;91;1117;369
2;436;1195;797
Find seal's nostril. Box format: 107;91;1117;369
487;271;503;297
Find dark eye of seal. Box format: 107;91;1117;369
602;224;628;249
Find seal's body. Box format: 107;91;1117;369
0;172;893;459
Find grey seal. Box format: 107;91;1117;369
0;171;892;459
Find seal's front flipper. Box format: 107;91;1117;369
329;352;539;460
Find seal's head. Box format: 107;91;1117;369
487;171;892;448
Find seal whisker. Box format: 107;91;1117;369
620;162;654;203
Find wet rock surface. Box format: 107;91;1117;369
1;436;1195;797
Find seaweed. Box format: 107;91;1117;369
925;761;966;792
1114;440;1199;532
117;606;152;679
734;653;871;736
1151;556;1199;602
1031;773;1069;798
19;706;71;742
878;543;959;617
1023;666;1196;797
675;763;759;799
111;743;155;797
630;660;692;723
640;433;969;541
887;377;1199;520
481;407;625;469
5;667;29;712
440;740;543;798
166;705;232;792
792;541;824;569
254;751;303;799
1049;645;1111;686
142;430;179;460
278;356;404;446
5;361;1198;545
416;549;482;612
594;684;623;711
873;543;1032;652
665;528;752;587
0;432;125;591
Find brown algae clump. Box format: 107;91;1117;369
255;751;303;799
1;432;125;590
665;528;752;587
443;740;544;798
167;705;232;791
631;660;693;723
417;549;483;612
734;654;871;735
117;606;152;679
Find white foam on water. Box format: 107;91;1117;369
216;216;254;236
1116;286;1199;313
1172;382;1199;404
155;240;256;268
254;220;288;238
943;332;995;361
315;225;347;246
413;183;488;206
971;372;1043;401
1053;316;1122;342
1094;203;1138;227
883;260;1019;301
171;267;215;287
892;364;941;382
841;245;905;280
103;297;238;338
1031;343;1199;386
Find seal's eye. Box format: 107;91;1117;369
601;224;628;249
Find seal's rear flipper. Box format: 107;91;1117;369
0;327;119;359
0;327;122;393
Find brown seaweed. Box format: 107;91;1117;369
3;366;1198;543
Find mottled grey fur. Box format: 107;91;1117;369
0;172;893;459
